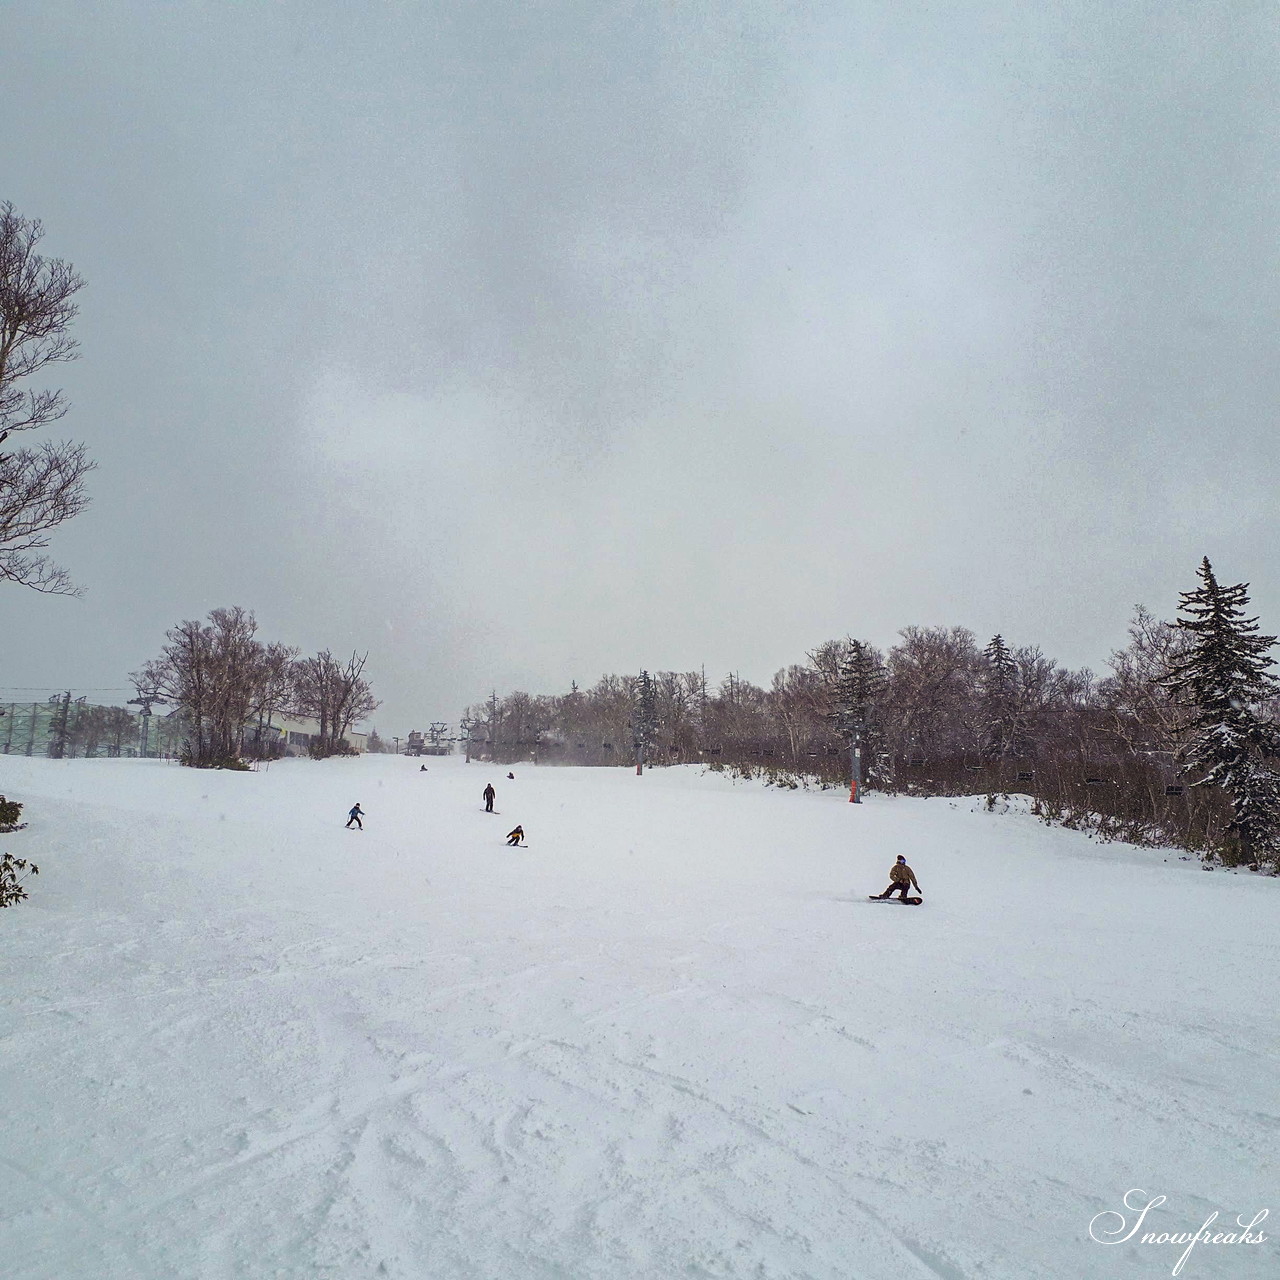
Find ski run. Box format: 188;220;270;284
1;752;1275;1279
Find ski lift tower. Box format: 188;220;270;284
128;693;167;758
845;715;866;803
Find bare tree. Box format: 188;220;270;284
291;651;340;751
134;619;214;763
332;651;379;748
885;625;984;760
104;705;136;757
0;202;93;594
1098;606;1188;762
245;641;298;756
655;671;698;757
771;663;825;762
292;650;379;756
134;607;291;767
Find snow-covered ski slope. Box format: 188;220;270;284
1;753;1275;1280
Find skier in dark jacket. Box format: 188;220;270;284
506;825;524;846
483;783;496;812
872;855;920;899
346;803;365;830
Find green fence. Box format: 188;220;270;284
0;700;185;759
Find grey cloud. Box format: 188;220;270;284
2;0;1278;725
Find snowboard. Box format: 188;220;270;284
868;895;922;905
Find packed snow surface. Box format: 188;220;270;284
1;754;1275;1279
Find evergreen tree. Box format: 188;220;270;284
981;633;1020;759
632;670;660;775
1162;558;1280;868
831;639;888;787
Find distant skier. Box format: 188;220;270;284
483;783;496;812
419;765;428;772
506;825;524;846
507;772;515;780
872;855;920;899
346;803;365;830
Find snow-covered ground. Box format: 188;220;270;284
0;753;1275;1279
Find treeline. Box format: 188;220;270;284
132;606;378;768
467;561;1280;870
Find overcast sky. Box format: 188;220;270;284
3;0;1278;730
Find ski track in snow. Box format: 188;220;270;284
0;754;1276;1279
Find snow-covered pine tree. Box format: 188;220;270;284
981;634;1020;759
830;639;887;790
632;670;659;776
1161;557;1280;869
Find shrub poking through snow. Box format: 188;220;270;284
0;852;38;908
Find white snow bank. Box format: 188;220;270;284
0;754;1275;1279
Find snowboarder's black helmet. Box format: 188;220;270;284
896;855;906;862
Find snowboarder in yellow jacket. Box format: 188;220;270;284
873;856;921;899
